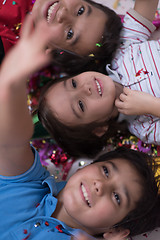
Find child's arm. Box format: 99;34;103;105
0;16;53;176
115;87;160;118
134;0;159;22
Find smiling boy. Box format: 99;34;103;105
57;158;142;236
32;0;107;55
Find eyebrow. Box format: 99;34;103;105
108;161;131;208
71;5;92;47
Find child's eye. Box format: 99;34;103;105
77;6;85;16
103;166;109;177
79;100;84;112
113;192;121;205
72;79;77;88
67;28;74;39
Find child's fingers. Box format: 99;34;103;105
20;14;34;39
73;233;96;240
32;21;56;50
115;98;128;114
103;231;128;240
115;98;124;109
123;87;131;95
119;93;127;102
21;16;54;49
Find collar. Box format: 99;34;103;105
106;64;121;83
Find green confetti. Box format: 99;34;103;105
96;43;102;47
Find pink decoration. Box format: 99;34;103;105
138;140;151;153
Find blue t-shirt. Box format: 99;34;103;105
0;146;80;240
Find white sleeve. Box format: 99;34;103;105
120;8;156;47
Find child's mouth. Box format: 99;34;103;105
95;78;103;96
81;183;91;207
47;2;59;23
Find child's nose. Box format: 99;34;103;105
94;180;105;196
57;7;68;23
94;179;113;197
81;84;92;96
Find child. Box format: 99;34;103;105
0;13;160;240
37;0;160;158
0;0;122;73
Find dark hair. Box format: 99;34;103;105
93;147;160;237
37;76;129;158
50;0;122;74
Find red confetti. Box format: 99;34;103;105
55;224;63;233
136;68;143;77
118;142;123;147
142;233;148;238
36;203;40;208
23;229;28;234
45;221;49;226
22;233;31;240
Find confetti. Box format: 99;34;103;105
14;23;22;31
2;0;7;5
89;53;94;57
113;0;119;9
96;43;102;47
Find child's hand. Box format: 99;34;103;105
103;233;129;240
103;228;130;240
0;14;54;82
72;232;129;240
19;14;52;73
115;87;154;116
72;232;96;240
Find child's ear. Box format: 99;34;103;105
92;125;108;137
103;228;130;240
45;48;52;55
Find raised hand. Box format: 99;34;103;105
0;14;56;176
0;14;54;83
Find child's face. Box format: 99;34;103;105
62;158;142;235
32;0;107;55
46;72;116;126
